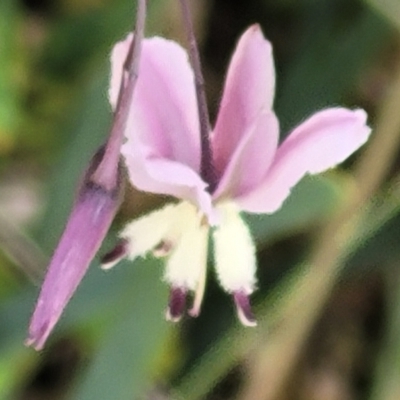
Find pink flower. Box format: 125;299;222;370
104;25;371;325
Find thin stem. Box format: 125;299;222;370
179;0;217;192
91;0;147;191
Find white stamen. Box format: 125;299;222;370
213;202;257;294
119;203;180;262
101;239;130;270
164;203;209;291
237;306;258;327
165;287;187;322
101;255;126;271
188;229;208;317
234;291;257;327
237;308;257;328
152;240;175;257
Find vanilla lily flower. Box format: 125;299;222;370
104;25;371;325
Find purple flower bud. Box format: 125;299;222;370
26;148;124;350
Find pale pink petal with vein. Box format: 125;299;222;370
212;24;276;181
213;111;279;201
124;141;215;222
123;37;200;170
121;37;213;214
237;108;371;213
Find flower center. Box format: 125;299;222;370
101;200;257;325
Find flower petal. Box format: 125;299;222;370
109;33;132;110
123;144;216;222
119;36;214;217
119;203;181;262
213;111;279;201
237;108;371;213
164;203;209;291
212;24;276;180
213;203;257;294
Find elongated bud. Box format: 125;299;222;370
26;0;148;350
26;148;125;350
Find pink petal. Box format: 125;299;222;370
119;36;213;216
109;33;132;110
122;36;201;172
212;24;276;180
237;108;371;213
213;111;279;201
123;140;215;222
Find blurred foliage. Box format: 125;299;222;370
0;0;25;155
0;0;400;400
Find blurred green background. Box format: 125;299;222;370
1;0;400;399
